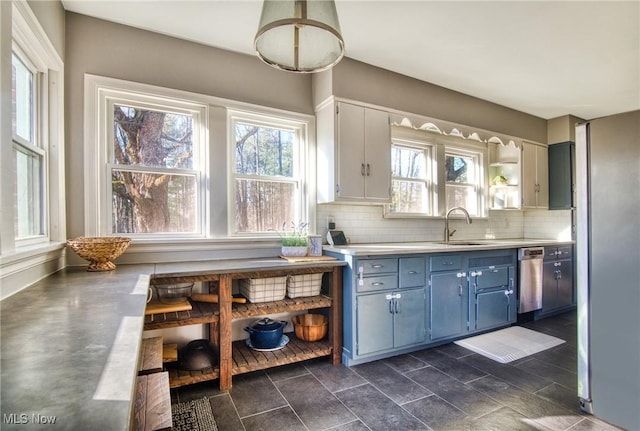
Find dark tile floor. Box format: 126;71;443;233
173;311;624;431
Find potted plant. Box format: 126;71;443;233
279;222;309;257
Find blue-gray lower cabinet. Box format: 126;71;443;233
429;271;468;341
328;249;517;366
356;288;426;356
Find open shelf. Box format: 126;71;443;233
232;335;332;375
144;300;219;330
165;334;332;388
232;295;332;320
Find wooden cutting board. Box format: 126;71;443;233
145;299;192;315
279;255;337;263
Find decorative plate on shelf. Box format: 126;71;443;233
246;335;290;352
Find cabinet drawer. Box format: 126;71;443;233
430;255;462;272
399;257;426;288
358;274;398;293
358;258;398;275
472;267;510;290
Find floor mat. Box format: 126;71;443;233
454;326;565;363
172;397;218;431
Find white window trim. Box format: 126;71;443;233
1;1;65;299
385;138;436;218
228;109;310;237
443;139;488;218
385;128;489;219
84;75;316;243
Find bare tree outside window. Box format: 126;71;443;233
445;152;479;215
111;105;197;233
233;121;299;233
389;144;430;214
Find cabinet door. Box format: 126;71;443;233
394;289;426;348
336;103;366;200
475;289;513;331
548;142;574;209
556;260;574;308
429;272;467;340
542;261;559;311
522;142;549;208
363;107;391;201
536;145;549;208
356;293;394;355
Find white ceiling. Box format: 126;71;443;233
61;0;639;120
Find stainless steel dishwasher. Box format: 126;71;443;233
518;247;545;313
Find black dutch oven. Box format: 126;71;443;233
244;318;287;349
178;339;218;371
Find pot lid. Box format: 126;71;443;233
251;318;284;331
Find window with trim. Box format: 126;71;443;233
230;112;307;235
12;49;46;242
445;147;483;216
107;98;205;235
388;140;433;216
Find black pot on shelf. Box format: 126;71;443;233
178;339;218;371
244;318;287;349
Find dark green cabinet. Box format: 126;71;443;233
548;141;575;209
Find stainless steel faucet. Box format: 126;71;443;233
444;206;472;242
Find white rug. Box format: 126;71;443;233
454;326;565;363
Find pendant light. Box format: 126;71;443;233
254;0;345;73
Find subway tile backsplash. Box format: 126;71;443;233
316;204;572;244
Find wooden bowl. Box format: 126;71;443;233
66;236;131;271
292;314;328;342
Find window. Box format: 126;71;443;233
445;147;483;216
12;50;45;242
86;75;313;241
230;112;306;235
388;141;433;215
106;98;205;236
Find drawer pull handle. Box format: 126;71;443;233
408;270;417;275
372;264;384;269
372;282;384;286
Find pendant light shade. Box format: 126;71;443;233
254;0;345;73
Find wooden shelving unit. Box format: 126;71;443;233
144;263;343;391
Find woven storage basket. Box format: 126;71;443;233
239;276;287;303
287;273;323;298
66;236;131;271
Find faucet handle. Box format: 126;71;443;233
448;229;457;238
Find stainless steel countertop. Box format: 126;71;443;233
324;238;574;256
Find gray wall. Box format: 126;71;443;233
324;58;547;143
64;12;313;238
27;0;65;59
65;12;549;239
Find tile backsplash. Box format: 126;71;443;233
316;204;572;244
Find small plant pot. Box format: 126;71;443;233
281;246;308;257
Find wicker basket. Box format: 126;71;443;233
239;276;287;303
287;273;323;298
292;313;328;341
66;236;131;272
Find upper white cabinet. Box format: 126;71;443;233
317;101;391;203
522;141;549;209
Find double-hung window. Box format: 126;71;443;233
12;49;45;243
388;140;433;216
445;146;484;216
230;112;307;235
107;98;206;236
